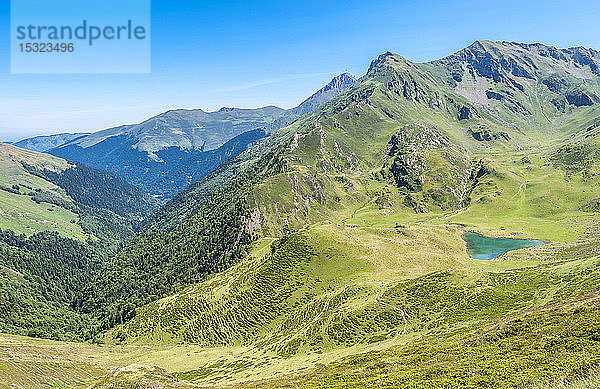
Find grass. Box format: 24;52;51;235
0;143;85;238
0;190;83;237
2;246;600;388
537;369;600;389
350;150;600;244
94;215;600;387
95;118;600;387
251;290;600;389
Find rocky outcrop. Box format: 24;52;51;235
377;125;472;211
292;73;358;116
447;41;535;87
458;106;473;120
542;76;564;93
566;92;595;107
485;90;504;100
468;128;511;142
568;46;600;76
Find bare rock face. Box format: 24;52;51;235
567;91;595;107
444;41;534;91
468;128;511;142
292;72;358;116
458;105;473;120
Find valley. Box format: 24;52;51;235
2;41;600;388
3;144;600;388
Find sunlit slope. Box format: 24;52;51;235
92;41;600;388
2;224;599;388
0;142;159;239
0;143;84;237
47;74;357;199
5;40;600;389
107;224;468;347
255;288;600;389
110;184;600;354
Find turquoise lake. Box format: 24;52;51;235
463;232;547;260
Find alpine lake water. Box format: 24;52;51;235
463;232;547;260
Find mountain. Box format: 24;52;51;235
12;132;90;153
0;143;159;340
47;74;357;199
5;41;600;388
70;40;600;381
291;72;358;115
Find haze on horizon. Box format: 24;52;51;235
0;0;598;142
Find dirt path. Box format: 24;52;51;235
417;208;465;223
511;182;526;200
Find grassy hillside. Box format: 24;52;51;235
255;288;600;388
1;228;599;388
94;145;600;386
78;40;600;330
0;143;83;237
8;41;600;387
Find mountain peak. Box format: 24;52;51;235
291;73;358;116
323;72;357;92
469;39;493;47
366;51;412;75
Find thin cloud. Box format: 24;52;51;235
214;72;333;93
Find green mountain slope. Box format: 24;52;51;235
79;41;600;325
0;143;159;340
4;283;600;389
255;287;600;388
0;143;83;237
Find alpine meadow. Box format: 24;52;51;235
2;39;600;389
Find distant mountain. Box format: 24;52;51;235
49;74;357;199
292;72;357;116
13;132;90;153
57;108;289;154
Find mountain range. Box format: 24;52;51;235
3;41;600;388
13;73;357;199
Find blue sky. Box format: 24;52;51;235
1;0;599;141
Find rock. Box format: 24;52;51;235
458;106;472;120
469;128;493;141
542;77;564;93
468;128;510;142
551;98;567;112
486;91;504;100
566;92;595;107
